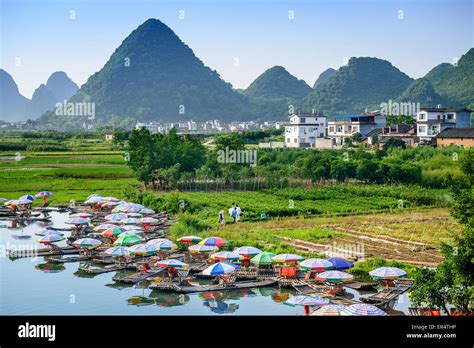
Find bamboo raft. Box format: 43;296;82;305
361;279;413;307
343;281;377;290
7;245;79;259
78;263;129;274
112;267;167;283
154;279;278;293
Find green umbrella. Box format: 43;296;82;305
250;252;276;265
114;233;143;246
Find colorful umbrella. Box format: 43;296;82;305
152;239;177;251
250;252;276;265
139;208;155;215
87;193;103;200
198;236;230;247
35;191;54;197
211;251;242;261
38;234;64;244
272;253;304;263
119;229;143;235
65;217;89;225
127;243;158;256
114;233;143;246
102;201;123;208
93;223;118;232
120;225;144;231
327;257;354;270
103;196;120;202
139;217;158;224
300;258;334;271
233;246;262;257
17;198;33;205
188;244;218;253
369;267;407;280
119;218;142;225
316;270;354;283
35;229;64;237
104;246;130;257
154;259;189;268
285;295;330;307
72;238;102;248
105;213;128;221
0;198;7;203
102;227;126;237
85;196;105;204
311;304;347;316
177;235;203;244
202;262;240;276
19;194;35;201
340;303;388;316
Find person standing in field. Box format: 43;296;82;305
218;210;225;225
235;204;242;222
231;207;237;223
228;203;236;222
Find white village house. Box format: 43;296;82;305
416;107;471;142
284;113;327;148
326;111;386;146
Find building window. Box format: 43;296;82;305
294;138;297;143
447;114;454;120
286;138;290;143
300;117;306;123
418;113;426;121
418;125;427;133
329;127;334;133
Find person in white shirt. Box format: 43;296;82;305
235;205;242;222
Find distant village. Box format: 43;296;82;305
3;106;473;148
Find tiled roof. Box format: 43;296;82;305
437;128;474;138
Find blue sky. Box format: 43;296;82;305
1;0;473;98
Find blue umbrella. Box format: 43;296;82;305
19;194;35;201
327;257;354;270
202;262;240;275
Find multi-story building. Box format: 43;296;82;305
327;111;386;145
284;113;327;148
416;108;471;142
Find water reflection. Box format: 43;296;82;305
35;262;65;273
203;299;239;314
149;292;190;307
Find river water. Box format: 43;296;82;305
0;211;410;315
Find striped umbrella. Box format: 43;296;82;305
233;246;262;257
311;304;347;316
146;238;173;245
177;235;203;244
35;229;64;237
38;234;64;244
112;203;144;213
120;225;144;231
272;253;304;263
152;240;177;251
102;227;126;237
19;194;36;201
87;193;103;200
114;233;143;246
211;251;242;261
85;196;105;204
251;252;276;265
139;208;155;215
102;196;120;202
73;238;102;248
139;217;158;224
202;262;240;276
105;213;128;222
127;213;143;218
65;217;89;225
119;218;142;225
316;270;354;283
93;223;118;232
369;267;407;280
154;259;189;268
188;244;218;253
285;295;330;307
104;246;130;257
300;258;334;271
340;304;388;316
0;198;7;203
17;198;33;205
327;257;354;270
127;243;158;256
70;212;94;218
102;201;123;208
119;229;143;235
35;191;54;197
198;236;230;247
